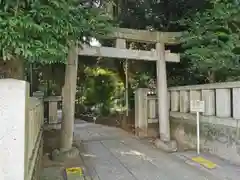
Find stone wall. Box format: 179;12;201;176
31;135;44;180
135;82;240;164
170;113;240;165
167;82;240;164
144;115;240;165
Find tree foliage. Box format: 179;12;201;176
0;0;113;63
117;0;207;31
79;67;123;115
181;0;240;82
4;0;240;115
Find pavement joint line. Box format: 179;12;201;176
99;141;139;180
79;151;100;180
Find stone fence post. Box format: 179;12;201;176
135;88;149;137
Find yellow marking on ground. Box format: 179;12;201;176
191;156;217;169
66;167;83;176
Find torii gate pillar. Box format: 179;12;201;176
156;43;170;142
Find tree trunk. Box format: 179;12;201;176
31;65;40;92
60;44;78;151
0;58;24;80
207;71;215;83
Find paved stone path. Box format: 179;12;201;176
74;120;222;180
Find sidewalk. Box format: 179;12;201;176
74;120;238;180
174;151;240;180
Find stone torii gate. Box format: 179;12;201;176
61;28;180;151
79;28;181;142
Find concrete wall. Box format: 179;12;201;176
0;79;44;180
0;79;28;180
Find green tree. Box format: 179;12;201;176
114;0;240;85
83;67;119;115
0;0;114;151
181;0;240;82
0;0;113;79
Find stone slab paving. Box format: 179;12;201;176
75;121;236;180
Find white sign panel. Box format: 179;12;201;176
190;100;205;113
